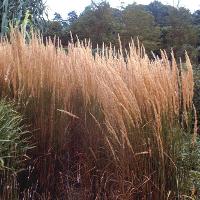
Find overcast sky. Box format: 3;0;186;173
46;0;200;19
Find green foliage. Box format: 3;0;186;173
0;0;46;35
177;136;200;198
45;21;63;37
146;1;171;26
69;1;121;46
0;100;28;171
0;100;30;198
193;10;200;25
157;7;198;63
122;4;161;51
67;11;78;25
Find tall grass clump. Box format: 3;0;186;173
0;30;195;199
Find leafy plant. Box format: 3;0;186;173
177;136;200;199
0;0;46;35
0;100;30;199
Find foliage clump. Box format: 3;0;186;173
0;100;29;199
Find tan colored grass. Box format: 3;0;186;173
0;29;194;199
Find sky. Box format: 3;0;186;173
46;0;200;19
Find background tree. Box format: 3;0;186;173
121;4;161;52
146;1;171;26
193;10;200;25
67;11;78;25
43;12;69;46
53;12;62;22
68;1;122;46
161;7;198;62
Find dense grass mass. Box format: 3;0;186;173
0;30;195;199
0;100;29;199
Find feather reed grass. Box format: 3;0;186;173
0;29;194;199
